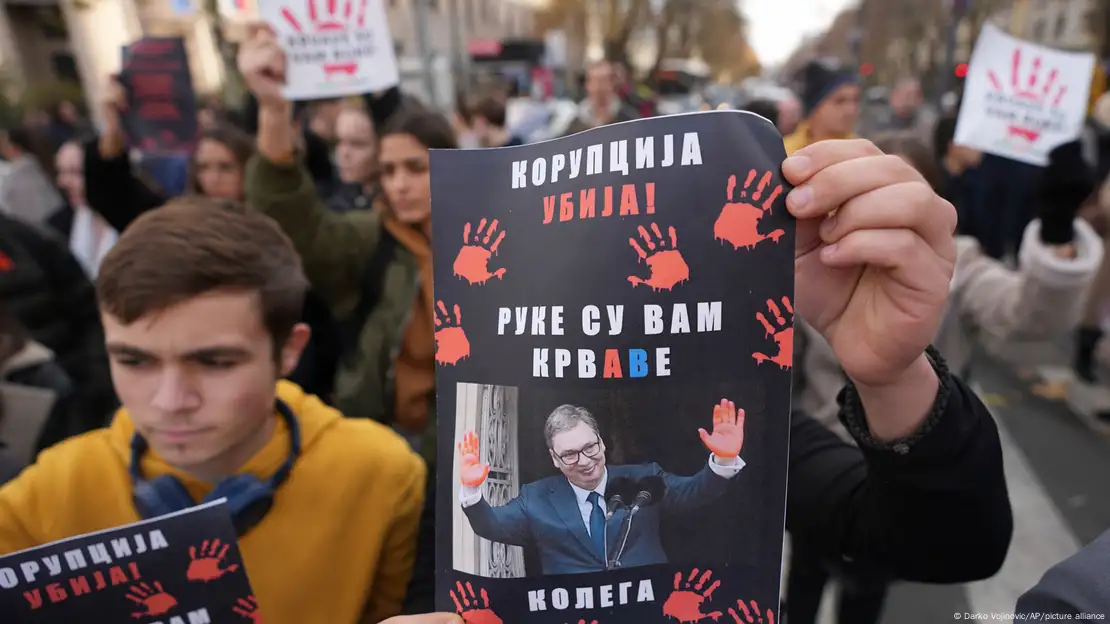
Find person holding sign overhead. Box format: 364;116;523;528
0;199;427;623
240;23;455;465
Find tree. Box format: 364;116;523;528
535;0;651;67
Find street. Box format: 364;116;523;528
871;340;1110;623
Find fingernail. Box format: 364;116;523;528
819;212;837;239
821;243;838;260
783;155;811;176
788;185;813;212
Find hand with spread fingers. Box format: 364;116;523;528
782;139;958;439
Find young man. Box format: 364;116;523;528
471;96;524;148
783;60;861;155
0;199;428;624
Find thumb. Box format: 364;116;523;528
698;428;712;448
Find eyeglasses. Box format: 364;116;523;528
554;438;602;465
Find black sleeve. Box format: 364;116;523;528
785;352;1013;584
82;137;168;233
365;87;402;129
6;220;117;430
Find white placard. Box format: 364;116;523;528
954;23;1095;166
259;0;399;100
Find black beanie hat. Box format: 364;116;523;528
801;60;857;116
1036;140;1098;244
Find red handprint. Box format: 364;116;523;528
569;621;599;624
458;430;490;487
451;580;503;624
453;218;508;285
627;223;690;291
987;48;1067;143
698;400;745;459
752;297;793;370
280;0;370;76
662;568;723;623
435;301;471;366
185;538;241;582
727;599;776;624
126;581;177;619
232;595;265;622
714;170;786;251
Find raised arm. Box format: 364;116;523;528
240;24;381;313
84;78;168;233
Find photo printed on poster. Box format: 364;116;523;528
431;111;794;624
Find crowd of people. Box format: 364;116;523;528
0;24;1106;623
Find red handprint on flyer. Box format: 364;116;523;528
263;0;399;99
987;47;1067;143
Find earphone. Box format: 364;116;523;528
129;400;301;536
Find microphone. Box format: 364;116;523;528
630;475;666;510
604;477;636;520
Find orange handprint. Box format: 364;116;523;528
698;400;745;459
280;0;369;76
454;218;508;286
727;599;776;624
451;580;503;624
232;595;265;622
714;170;786;251
662;568;723;623
126;581;177;619
627;223;690;291
185;538;241;582
752;297;793;370
435;301;471;366
458;430;490;487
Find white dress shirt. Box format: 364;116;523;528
459;454;746;516
569;468;609;536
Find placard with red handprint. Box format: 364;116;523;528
431;109;793;623
260;0;399;99
0;499;258;623
955;23;1095;165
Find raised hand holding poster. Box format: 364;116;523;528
259;0;399;100
954;23;1095;166
432;112;793;623
119;38;199;156
0;500;258;623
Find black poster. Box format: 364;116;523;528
431;111;794;624
120;37;199;155
0;500;259;623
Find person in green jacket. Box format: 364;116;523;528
239;24;455;464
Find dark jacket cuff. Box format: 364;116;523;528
838;345;950;456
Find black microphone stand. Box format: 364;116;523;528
608;491;650;569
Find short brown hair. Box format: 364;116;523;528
473;96;507;128
96;199;308;350
873;132;942;195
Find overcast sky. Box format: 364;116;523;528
744;0;857;67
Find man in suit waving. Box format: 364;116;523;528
457;400;745;575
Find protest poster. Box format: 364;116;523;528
119;37;199;156
260;0;399;100
955;23;1095;166
431;112;794;623
0;500;260;623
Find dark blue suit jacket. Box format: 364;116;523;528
462;462;731;575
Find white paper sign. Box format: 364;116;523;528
954;23;1095;166
260;0;400;100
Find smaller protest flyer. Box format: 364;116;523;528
0;500;259;623
261;0;400;100
431;111;794;623
955;23;1095;166
119;37;200;156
